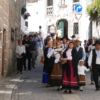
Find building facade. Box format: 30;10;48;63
0;0;26;79
27;0;93;40
92;18;100;38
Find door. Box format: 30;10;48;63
58;20;64;37
1;29;6;76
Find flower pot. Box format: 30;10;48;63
24;15;28;19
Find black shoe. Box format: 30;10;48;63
95;88;99;91
64;90;67;93
69;90;72;93
80;89;83;91
33;66;35;68
57;88;60;91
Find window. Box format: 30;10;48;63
47;0;53;6
25;21;28;27
73;0;79;2
73;23;79;34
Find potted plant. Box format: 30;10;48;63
86;0;100;20
24;13;31;20
21;6;27;15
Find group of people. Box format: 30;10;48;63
16;26;43;74
42;34;100;93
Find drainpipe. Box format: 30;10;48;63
19;0;22;39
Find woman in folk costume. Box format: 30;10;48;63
42;41;55;83
60;42;79;93
47;41;64;89
62;37;69;49
78;60;90;91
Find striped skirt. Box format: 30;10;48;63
78;75;86;86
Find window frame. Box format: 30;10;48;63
73;23;79;34
47;0;53;6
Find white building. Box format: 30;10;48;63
27;0;93;41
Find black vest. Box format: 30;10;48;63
92;49;97;67
76;47;83;61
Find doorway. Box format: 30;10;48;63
57;19;68;37
1;29;6;76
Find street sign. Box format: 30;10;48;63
75;14;82;21
75;5;82;13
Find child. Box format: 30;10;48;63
78;60;90;91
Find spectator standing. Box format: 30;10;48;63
88;39;95;85
50;24;55;37
16;40;26;74
33;34;40;62
57;28;62;38
22;35;31;70
39;26;44;46
29;35;37;68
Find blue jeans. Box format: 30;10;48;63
40;38;44;46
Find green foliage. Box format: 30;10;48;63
86;0;100;20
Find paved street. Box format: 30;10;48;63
0;50;100;100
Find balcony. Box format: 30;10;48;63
47;6;53;16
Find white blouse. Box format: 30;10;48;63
66;49;72;60
16;45;26;58
78;65;90;75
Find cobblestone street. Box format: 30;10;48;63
0;51;100;100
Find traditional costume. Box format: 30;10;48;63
47;48;64;86
78;60;90;86
62;47;79;90
88;41;100;91
42;47;55;83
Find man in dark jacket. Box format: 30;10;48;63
22;35;31;70
88;41;100;91
75;40;86;61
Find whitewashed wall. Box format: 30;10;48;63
26;0;92;40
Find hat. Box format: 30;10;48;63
75;40;82;43
51;33;55;37
62;37;70;40
94;41;100;46
71;35;76;38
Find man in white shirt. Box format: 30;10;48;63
50;24;55;34
88;41;100;91
57;28;62;38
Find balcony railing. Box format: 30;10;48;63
47;6;53;16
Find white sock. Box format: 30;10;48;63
59;85;62;89
80;86;83;90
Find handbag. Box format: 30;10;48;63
40;56;44;64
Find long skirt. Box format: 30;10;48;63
78;75;86;86
62;60;79;89
42;71;50;83
48;63;62;86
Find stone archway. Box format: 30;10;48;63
56;19;68;37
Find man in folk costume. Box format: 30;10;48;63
75;40;86;61
42;41;55;83
88;41;100;91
